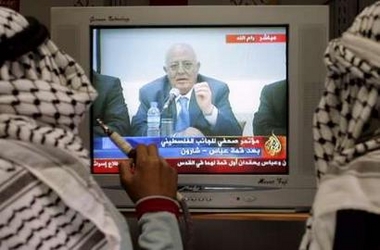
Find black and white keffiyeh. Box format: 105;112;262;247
313;1;380;180
0;6;97;160
301;2;380;249
0;7;131;250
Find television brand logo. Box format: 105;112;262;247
257;177;288;186
89;15;130;23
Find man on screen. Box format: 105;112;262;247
92;71;131;137
252;79;287;136
131;43;242;137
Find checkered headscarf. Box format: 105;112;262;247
313;1;380;181
0;7;97;160
0;8;133;250
301;2;380;249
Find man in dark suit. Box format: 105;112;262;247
131;43;242;137
92;71;131;137
252;79;287;136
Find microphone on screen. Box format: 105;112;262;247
162;88;180;111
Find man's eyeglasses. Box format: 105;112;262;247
168;61;195;72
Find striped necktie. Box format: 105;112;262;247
175;96;190;132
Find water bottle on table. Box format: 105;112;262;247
147;101;160;137
160;105;174;137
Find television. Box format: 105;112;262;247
51;5;329;212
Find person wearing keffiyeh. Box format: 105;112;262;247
300;1;380;249
0;6;182;250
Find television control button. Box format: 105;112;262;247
183;196;213;202
243;196;256;202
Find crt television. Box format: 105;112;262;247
51;5;329;212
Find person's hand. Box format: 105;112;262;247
119;144;178;203
194;81;213;115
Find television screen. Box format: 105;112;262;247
91;25;288;176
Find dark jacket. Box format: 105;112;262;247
92;71;131;137
252;79;287;136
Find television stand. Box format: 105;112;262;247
121;210;309;221
191;212;309;221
